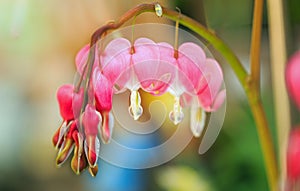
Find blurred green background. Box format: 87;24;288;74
0;0;299;190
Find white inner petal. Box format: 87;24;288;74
128;90;143;120
169;96;184;125
190;106;206;137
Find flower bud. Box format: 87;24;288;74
57;84;75;121
286;51;300;110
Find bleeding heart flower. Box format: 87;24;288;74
286;50;300;110
52;36;225;177
93;67;114;143
53;84;83;148
101;37;176;120
156;41;225;136
52;84;100;176
82;104;101;167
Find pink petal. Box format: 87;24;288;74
57;84;75;121
180;93;193;107
177;42;207;94
208;89;226;112
82;104;101;167
93;67;113;112
132;38;160;91
286;51;300;110
75;44;99;76
99;111;114;144
75;44;90;75
72;87;84;119
82;104;101;136
101;38;131;85
197;58;224;110
144;42;176;95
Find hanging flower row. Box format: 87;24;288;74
52;37;226;176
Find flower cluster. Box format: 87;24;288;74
52;37;225;176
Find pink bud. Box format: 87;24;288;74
57;84;75;121
75;44;90;75
85;136;100;167
93;67;113;112
82;104;101;167
286;51;300;110
82;104;101;136
287;127;300;180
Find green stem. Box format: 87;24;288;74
250;0;264;87
247;88;278;191
249;0;278;190
84;3;278;190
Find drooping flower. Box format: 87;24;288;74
52;36;225;176
100;37;175;120
52;84;83;149
52;84;93;175
93;67;114;143
155;41;226;136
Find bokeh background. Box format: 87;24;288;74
0;0;299;190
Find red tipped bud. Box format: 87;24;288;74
71;131;87;174
84;136;100;167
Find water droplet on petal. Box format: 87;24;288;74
169;110;184;125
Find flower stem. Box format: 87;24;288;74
246;87;278;191
248;1;278;190
85;3;278;190
250;0;263;89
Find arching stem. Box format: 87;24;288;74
82;3;278;190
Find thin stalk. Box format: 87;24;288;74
249;0;278;190
267;0;290;188
247;88;278;191
250;0;264;87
